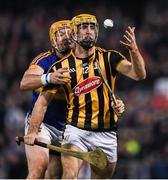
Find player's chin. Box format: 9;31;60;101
84;36;94;41
61;46;71;55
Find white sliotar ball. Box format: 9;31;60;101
103;19;114;28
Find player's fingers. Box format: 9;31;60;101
24;136;34;145
125;30;132;39
118;102;125;110
115;100;125;113
58;68;69;73
125;31;135;43
118;106;125;112
120;40;129;45
57;75;71;81
128;26;135;35
57;78;71;84
123;35;131;43
51;72;71;81
50;77;70;84
120;40;131;47
116;107;124;116
117;99;124;105
62;73;71;79
57;70;71;78
24;136;28;144
132;27;135;32
59;78;71;83
57;76;71;82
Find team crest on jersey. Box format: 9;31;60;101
73;76;102;96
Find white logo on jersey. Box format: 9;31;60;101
82;66;89;74
69;68;76;73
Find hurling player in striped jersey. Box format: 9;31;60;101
38;13;145;178
23;15;127;179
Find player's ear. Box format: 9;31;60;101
71;31;77;41
52;39;58;49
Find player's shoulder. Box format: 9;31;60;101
30;50;53;65
96;46;125;57
47;51;72;72
51;50;72;66
96;46;120;54
96;47;107;53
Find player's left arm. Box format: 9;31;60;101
118;26;146;81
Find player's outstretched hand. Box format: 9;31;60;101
120;26;138;51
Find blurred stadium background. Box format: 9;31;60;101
0;0;168;178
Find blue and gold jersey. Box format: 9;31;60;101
28;50;67;130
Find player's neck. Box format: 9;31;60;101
55;50;64;58
74;45;95;58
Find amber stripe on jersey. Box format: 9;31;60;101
48;48;126;131
68;55;80;127
92;50;104;129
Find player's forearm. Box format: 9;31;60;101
129;49;146;80
20;74;43;91
28;92;52;134
28;102;47;134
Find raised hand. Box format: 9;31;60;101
120;26;138;51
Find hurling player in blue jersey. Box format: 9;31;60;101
20;20;72;179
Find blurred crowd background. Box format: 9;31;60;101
0;0;168;178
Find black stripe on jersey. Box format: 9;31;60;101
82;59;92;129
68;55;79;127
63;85;70;105
55;61;62;69
94;51;104;129
103;51;114;128
110;51;122;77
103;52;112;88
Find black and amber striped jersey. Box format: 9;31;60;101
47;47;127;131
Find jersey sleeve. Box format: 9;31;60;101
109;50;127;77
29;51;53;73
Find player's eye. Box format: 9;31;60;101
90;23;96;30
82;24;89;29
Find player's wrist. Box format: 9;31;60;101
28;124;39;134
41;73;51;85
129;48;139;53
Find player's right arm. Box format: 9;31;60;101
20;65;70;91
24;90;55;145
